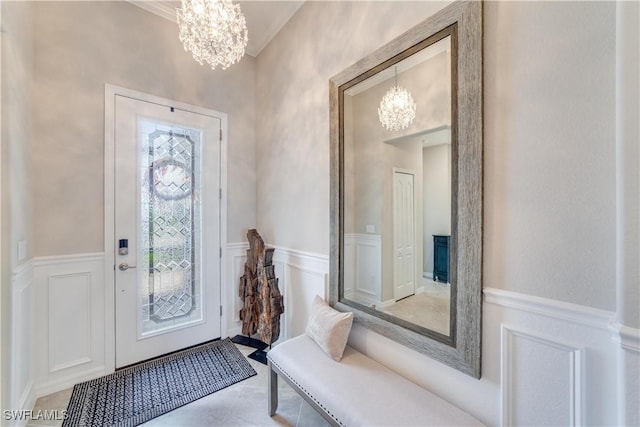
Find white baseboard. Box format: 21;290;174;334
10;381;36;427
380;298;396;308
34;365;108;398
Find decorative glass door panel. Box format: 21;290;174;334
139;120;203;336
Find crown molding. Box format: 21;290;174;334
129;1;177;23
126;1;305;58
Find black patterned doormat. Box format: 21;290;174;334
63;338;256;427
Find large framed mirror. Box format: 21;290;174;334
329;1;482;377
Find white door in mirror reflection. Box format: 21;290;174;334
393;170;416;300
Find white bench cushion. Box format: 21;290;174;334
268;334;484;426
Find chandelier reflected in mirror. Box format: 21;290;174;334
378;67;417;131
177;0;249;70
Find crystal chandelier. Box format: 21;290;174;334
177;0;248;70
378;67;417;131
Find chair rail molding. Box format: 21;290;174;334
483;287;615;330
610;323;640;352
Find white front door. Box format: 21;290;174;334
114;95;221;368
393;170;416;301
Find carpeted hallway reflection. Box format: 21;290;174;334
382;279;450;335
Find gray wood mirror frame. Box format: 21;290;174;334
329;0;482;378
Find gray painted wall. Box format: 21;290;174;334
31;1;257;256
483;1;615;310
423;143;451;274
1;0;35;411
1;1;34;271
256;1;451;255
257;0;616;310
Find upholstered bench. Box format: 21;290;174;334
267;333;484;427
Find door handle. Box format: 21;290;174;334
119;262;137;271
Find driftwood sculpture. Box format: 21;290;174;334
238;229;284;345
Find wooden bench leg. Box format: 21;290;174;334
268;361;278;416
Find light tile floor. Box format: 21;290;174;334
29;343;329;427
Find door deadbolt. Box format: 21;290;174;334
118;239;129;255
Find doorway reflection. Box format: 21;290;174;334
381;127;451;334
342;35;452;336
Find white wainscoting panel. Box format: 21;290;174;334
484;288;618;426
270;246;328;341
225;243;329;343
48;273;92;372
281;262;326;339
33;253;107;397
10;261;36;421
225;242;249;338
501;325;582;426
271;259;287;338
343;233;382;306
343;234;355;298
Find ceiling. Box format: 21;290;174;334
129;1;305;57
